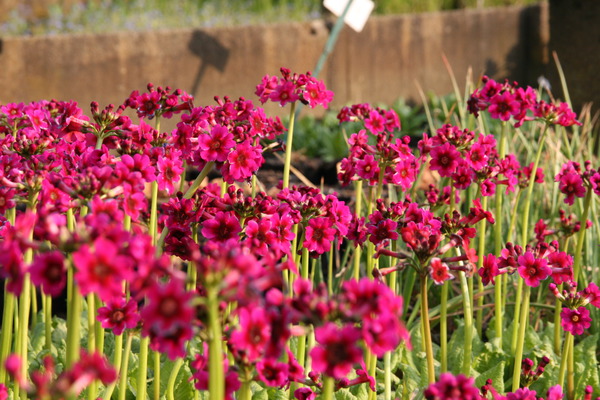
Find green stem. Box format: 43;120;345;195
327;242;334;296
440;281;448;372
557;332;573;391
207;283;224;400
367;354;377;400
567;335;575;400
118;332;134;400
554;292;563;355
44;294;52;353
476;195;488;337
321;376;335;400
572;189;592;282
493;124;507;348
102;332;123;400
238;379;252;400
511;284;531;391
166;358;183;400
282;102;297;189
510;277;524;354
153;350;161;400
420;275;436;383
149;180;159;244
0;286;15;384
353;180;363;280
137;336;150;400
521;124;549;245
87;294;97;400
458;271;473;376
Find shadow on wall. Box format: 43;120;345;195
188;30;230;99
484;3;549;89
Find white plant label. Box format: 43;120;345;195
323;0;374;32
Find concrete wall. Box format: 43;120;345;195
548;0;600;114
0;3;548;120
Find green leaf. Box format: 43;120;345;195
573;333;600;399
266;387;290;400
348;382;370;400
251;388;269;400
474;360;505;394
334;388;358;400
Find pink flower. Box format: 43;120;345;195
310;323;363;379
582;282;600;308
97;297;140;335
557;172;586;206
546;385;564;400
270;80;299;106
30;250;66;297
478;254;500;285
424;372;483;400
304;217;336;254
294;387;316;400
547;251;573;285
141;278;195;359
303;79;333;109
430;257;453;284
229;306;271;362
560;306;592;335
451;162;476;190
256;358;289;388
367;216;398;245
429;142;461;177
506;388;538;400
198;125;235;162
156;148;185;195
517;251;551;287
364;110;385;134
244;218;276;257
201;211;242;242
223;140;262;183
355;153;379;181
488;91;520;121
0;187;16;214
72;237;132;302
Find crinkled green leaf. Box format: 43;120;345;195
334;388;358;400
573;333;600;399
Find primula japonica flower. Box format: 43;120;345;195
201;210;242;242
310;322;364;379
294;387;317;400
125;83;192;120
560;306;592;335
28;250;68;299
72;236;133;302
140;278;196;360
5;351;116;399
340;278;410;356
429;257;453;284
517;251;551;287
555;160;600;205
97;297;140;335
304;217;337;254
0;211;38;295
423;372;483;400
229;305;271;362
255;67;333;109
468;75;581;127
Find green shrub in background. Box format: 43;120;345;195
1;0;542;36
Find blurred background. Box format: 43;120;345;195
0;0;597;131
